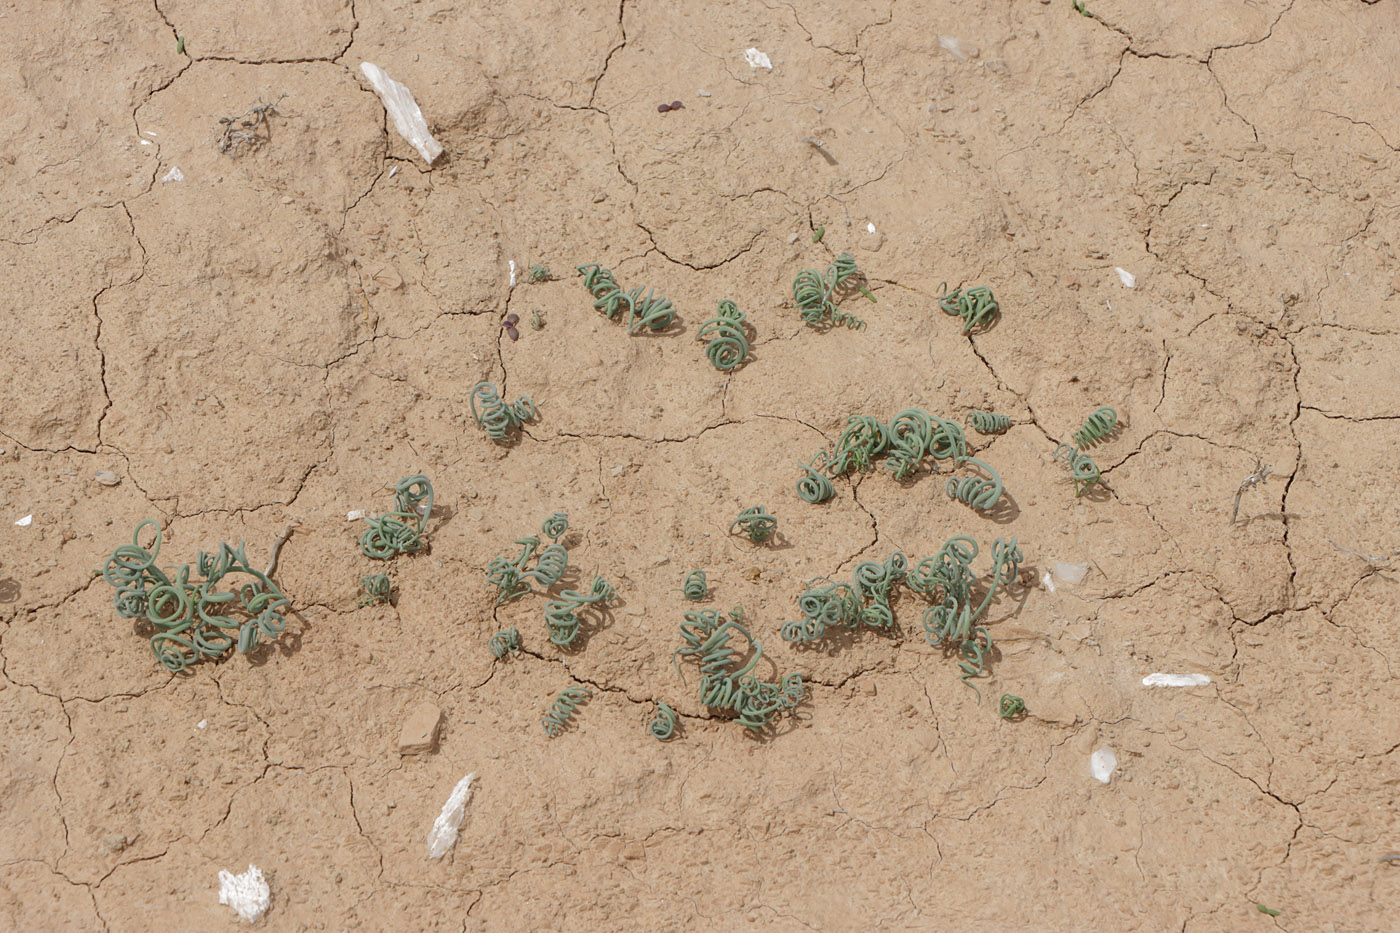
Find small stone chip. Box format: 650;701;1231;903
397;701;443;755
93;471;121;486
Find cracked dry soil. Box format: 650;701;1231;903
2;0;1399;930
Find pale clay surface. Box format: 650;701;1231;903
1;1;1399;930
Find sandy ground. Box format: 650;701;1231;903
2;0;1399;929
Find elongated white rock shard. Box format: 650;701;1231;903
359;62;444;165
426;772;477;859
1115;267;1136;288
1142;673;1212;687
1090;748;1117;784
218;864;270;923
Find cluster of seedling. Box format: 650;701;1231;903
674;605;805;733
730;506;778;544
577;263;677;333
470;381;536;444
1052;406;1117;496
216;95;285;157
937;282;1000;333
98;520;291;672
356;473;435;605
485;513;618;650
792;251;872;330
795;407;1011;515
782;533;1022;701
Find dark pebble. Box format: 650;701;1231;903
657;103;672;113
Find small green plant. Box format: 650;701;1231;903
937;282;999;333
649;702;677;740
544;576;616;647
359;474;434;559
1072;0;1090;15
489;626;522;659
577;264;677;333
673;606;804;732
730;506;777;544
795;450;836;504
469;381;537;444
485;514;570;605
530;308;545;330
999;694;1026;719
542;685;591;737
697;299;750;371
966;411;1010;435
528;263;550;283
682;570;708;601
1053;444;1101;497
358;572;391;606
792;251;868;330
945;456;1005;512
1256;905;1280;917
812;225;825;243
1073;406;1118;448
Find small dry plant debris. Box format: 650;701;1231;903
217;95;286;157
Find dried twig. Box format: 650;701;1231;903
217;95;286;157
1230;459;1273;525
263;520;301;580
1328;538;1400;566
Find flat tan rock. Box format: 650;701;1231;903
396;702;442;756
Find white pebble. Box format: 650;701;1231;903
346;509;365;522
1040;571;1055;593
161;165;184;183
218;864;270;923
197;719;208;729
866;222;876;234
1115;267;1136;288
15;514;32;527
744;48;773;70
1142;673;1212;688
509;260;516;288
1090;748;1117;784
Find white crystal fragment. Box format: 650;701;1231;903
1115;267;1136;288
509;260;517;287
94;470;121;486
359;62;444;165
1040;571;1055;592
938;36;979;61
866;222;876;233
197;719;208;729
426;772;477;859
218;864;270;923
15;514;32;527
1053;561;1089;584
1142;673;1212;688
744;48;772;70
1090;748;1117;784
346;509;365;521
161;165;184;182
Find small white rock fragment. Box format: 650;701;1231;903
698;89;712;97
140;139;152;146
388;165;398;178
1040;571;1056;593
938;36;979;61
346;509;366;521
15;514;32;527
744;48;773;70
218;864;270;923
1090;748;1117;784
1142;673;1212;688
509;260;517;287
161;165;184;183
197;719;208;729
93;470;121;487
1053;561;1089;584
359;62;445;165
426;772;477;859
866;222;876;234
1115;267;1136;288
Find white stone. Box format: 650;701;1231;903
359;62;445;165
218;864;270;923
1053;561;1089;584
1142;673;1212;687
1090;748;1117;784
15;514;32;527
426;772;477;859
1115;267;1136;288
744;48;772;70
161;165;184;182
